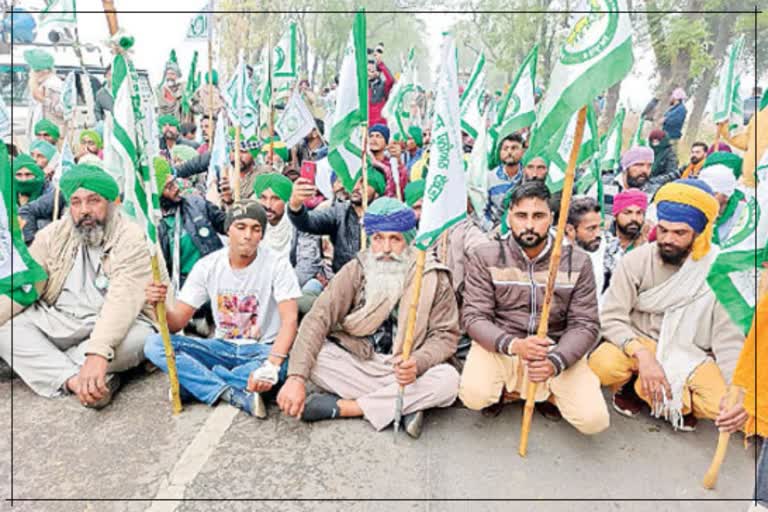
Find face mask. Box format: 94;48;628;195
15;177;45;199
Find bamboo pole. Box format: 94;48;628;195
207;5;215;149
233;125;242;202
518;105;588;457
102;0;181;414
702;386;741;489
360;126;369;250
393;249;427;435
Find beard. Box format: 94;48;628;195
72;208;112;247
525;175;545;183
658;241;692;266
577;236;601;253
690;155;702;165
360;247;411;308
513;229;548;249
626;174;648;188
617;220;642;238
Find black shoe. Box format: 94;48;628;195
402;410;424;439
301;393;341;422
535;401;562;422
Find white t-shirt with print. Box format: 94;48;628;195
178;246;301;345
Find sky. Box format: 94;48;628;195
23;1;759;114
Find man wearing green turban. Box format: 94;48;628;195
159;113;196;158
277;196;460;439
0;163;159;408
254;172;296;259
13;154;48;206
30;139;57;176
404;179;425;222
34;119;60;144
260;137;290;165
405;126;425;172
79;129;103;157
287;168;387;273
24;49;66;130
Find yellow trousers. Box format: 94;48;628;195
588;340;726;420
459;342;609;435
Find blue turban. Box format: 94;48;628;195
655;178;715;234
369;124;390;143
363;197;417;242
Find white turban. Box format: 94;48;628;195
698;165;737;197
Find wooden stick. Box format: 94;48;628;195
101;0;119;36
519;105;587;457
233;125;242;202
702;386;741;489
360;126;369;250
151;254;183;415
394;249;427;434
207;25;214;150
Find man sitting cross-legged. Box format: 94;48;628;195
589;179;747;432
144;200;302;418
277;198;460;438
459;181;609;435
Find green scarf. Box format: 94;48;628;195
15;177;45;204
713;189;744;245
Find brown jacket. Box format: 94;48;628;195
287;252;460;379
461;234;599;375
0;211;159;360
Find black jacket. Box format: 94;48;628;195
19;183;62;244
288;200;361;274
158;195;226;284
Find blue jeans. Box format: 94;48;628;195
144;334;287;405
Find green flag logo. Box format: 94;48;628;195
508;93;520;116
275;47;286;72
561;0;619;65
722;197;758;249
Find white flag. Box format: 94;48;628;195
38;0;77;32
460;52;487;139
414;33;466;250
206;113;228;194
712;35;745;130
59;71;77;121
223;50;260;137
52;139;75;185
185;3;212;41
273;22;298;79
493;45;537;141
276;90;316;148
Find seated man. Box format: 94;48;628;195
566;196;606;298
33;118;61;146
277;198;460;438
253;173;326;313
144;200;301;418
404;179;425;222
603;188;649;289
0;165;155;408
459;181;609;435
30;139;57;180
589;179;746;431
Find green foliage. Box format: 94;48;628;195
664;16;713;77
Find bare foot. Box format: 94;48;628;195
337;399;363;418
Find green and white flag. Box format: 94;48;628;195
327;12;368;192
599;107;625;170
543;103;599;193
276;88;316;148
273;22;298;79
712;35;744;129
382;49;416;139
38;0;77;32
528;0;633;158
0;143;47;307
223;50;260;138
707;178;767;334
59;71;77;121
467;114;490;220
185;2;212;41
459;52;487;139
109;52;160;247
492;45;537;142
414;33;466;250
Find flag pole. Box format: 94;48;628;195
206;2;215;150
102;1;182;415
393;248;427;436
360;124;369;250
233;125;242;202
518;105;587;457
268;34;275;164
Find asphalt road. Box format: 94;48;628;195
0;369;758;512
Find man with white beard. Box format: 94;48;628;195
277;198;460;438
